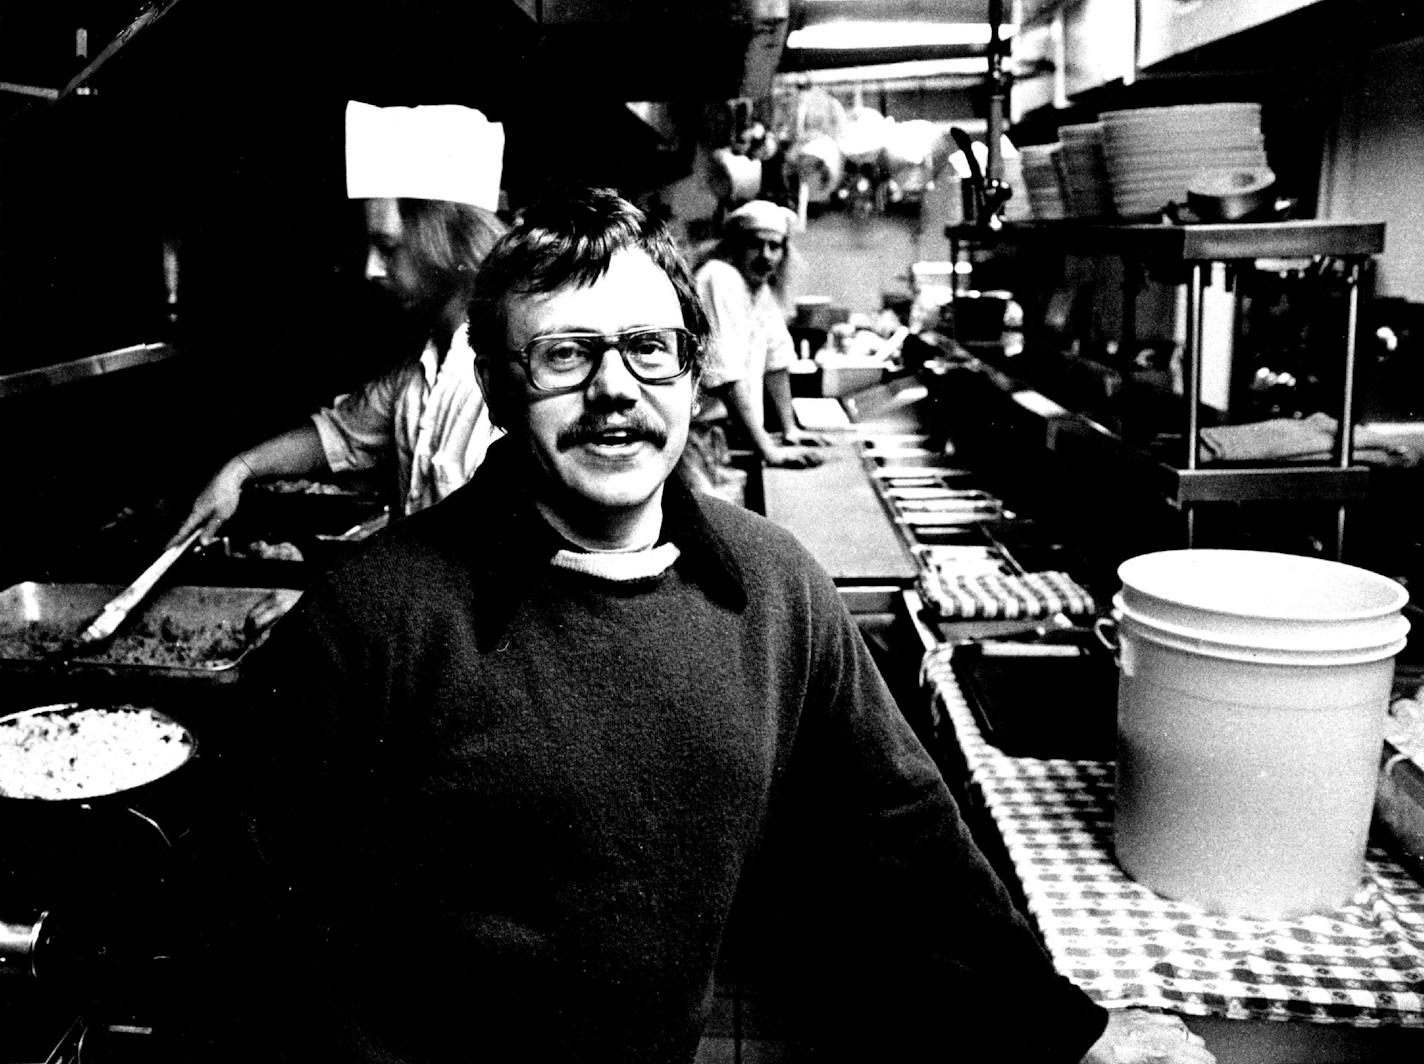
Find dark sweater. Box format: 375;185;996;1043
240;439;1107;1063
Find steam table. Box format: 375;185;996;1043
918;641;1424;1062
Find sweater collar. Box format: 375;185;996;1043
443;437;747;649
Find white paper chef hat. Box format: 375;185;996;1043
725;199;798;237
345;100;504;210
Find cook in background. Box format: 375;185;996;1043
233;188;1213;1064
170;101;507;547
685;199;829;496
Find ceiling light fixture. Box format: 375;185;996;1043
778;57;996;84
786;21;1016;50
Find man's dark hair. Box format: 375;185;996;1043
467;188;709;373
399;198;507;305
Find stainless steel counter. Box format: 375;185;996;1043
761;442;917;586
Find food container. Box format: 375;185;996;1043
205;477;390;577
0;703;200;911
1110;549;1409;918
0;582;301;689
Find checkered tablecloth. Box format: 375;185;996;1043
921;644;1424;1027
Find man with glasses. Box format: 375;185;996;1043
237;188;1212;1064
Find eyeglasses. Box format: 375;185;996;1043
512;327;698;393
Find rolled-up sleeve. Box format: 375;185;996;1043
760;298;795;374
311;368;402;474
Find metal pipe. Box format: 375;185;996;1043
1183;264;1206;546
979;0;1012;227
986;0;1005;187
1334;258;1364;559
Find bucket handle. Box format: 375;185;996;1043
1093;615;1120;664
123;806;177;850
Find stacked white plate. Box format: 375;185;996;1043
1099;103;1269;220
1018;142;1068;220
1056;122;1114;219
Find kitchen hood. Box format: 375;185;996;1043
508;1;790;102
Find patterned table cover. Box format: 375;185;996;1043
921;644;1424;1027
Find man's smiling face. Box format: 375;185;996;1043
486;247;695;537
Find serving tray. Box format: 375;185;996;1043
0;581;301;686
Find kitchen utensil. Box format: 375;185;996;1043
949;127;986;224
67;527;203;654
0;703;200;912
0;582;302;687
1185;166;1277;221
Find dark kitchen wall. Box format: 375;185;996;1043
0;0;714;558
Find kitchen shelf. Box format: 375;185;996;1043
942;219;1387;558
948;219;1384;263
0;342;178;400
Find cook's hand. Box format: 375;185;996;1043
169;457;251;548
1080;1009;1215;1064
763;445;826;469
781;428;834;448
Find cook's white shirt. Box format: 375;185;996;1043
311;324;500;515
694;258;795;428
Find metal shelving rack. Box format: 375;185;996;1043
945;219;1387;559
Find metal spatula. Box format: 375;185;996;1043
67;525;204;653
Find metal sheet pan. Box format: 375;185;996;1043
0;582;301;685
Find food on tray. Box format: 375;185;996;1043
0;705;194;800
0;615;246;668
257;478;358;496
232;539;306;563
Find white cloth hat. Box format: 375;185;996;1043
725;199;797;236
345;100;504;210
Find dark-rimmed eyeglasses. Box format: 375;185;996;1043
511;327;698;393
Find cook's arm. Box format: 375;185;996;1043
717;379;823;469
171;423;330;547
764;367;831;448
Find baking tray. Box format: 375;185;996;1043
0;581;301;686
951;639;1119;760
236;478;388;539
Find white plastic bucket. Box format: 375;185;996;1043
1110;549;1409;919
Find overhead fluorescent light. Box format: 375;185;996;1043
786;21;1017;49
779;57;993;84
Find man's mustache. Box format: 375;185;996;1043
557;413;668;450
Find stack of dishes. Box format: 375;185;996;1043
1056;122;1114;219
1018;143;1068;220
1099;103;1268;220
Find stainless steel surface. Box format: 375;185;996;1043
0;344;177;399
837;585;902;615
0;582;301;685
761;445;918;585
947;220;1387;262
0;913;45;980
